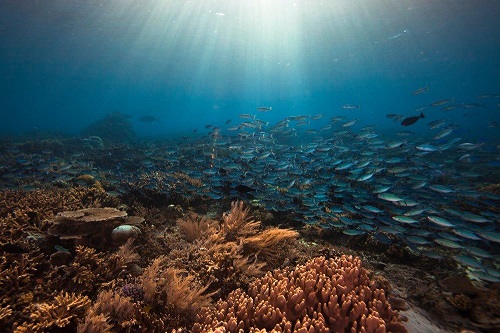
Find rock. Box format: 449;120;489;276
111;225;141;244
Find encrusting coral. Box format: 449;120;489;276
193;255;407;333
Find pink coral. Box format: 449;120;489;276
194;256;406;333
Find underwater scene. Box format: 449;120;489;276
0;1;499;332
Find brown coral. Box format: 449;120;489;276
194;255;407;333
171;201;298;298
177;213;215;242
78;290;138;332
14;292;90;333
140;256;214;317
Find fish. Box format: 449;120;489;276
441;105;462;111
416;144;439;152
342;119;359;127
401;113;425;126
430;99;453;107
257;106;272;112
427;216;454;227
412;86;430;95
139;115;158;123
341;104;360;110
392;216;419;224
239;114;256;119
433;128;454;140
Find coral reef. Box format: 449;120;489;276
0;180;497;333
194;255;407;333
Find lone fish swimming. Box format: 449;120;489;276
401;113;425;126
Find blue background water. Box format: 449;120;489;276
0;0;499;140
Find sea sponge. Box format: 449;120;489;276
193;255;407;333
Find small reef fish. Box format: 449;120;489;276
401;113;425;126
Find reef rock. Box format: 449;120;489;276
111;225;141;245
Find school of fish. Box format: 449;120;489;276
1;93;499;283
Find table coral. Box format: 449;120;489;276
47;207;144;247
193;255;407;333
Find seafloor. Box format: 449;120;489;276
0;135;498;333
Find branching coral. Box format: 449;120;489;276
46;242;141;296
193;255;407;333
14;292;90;333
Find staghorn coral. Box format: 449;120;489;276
14;292;90;333
0;303;12;323
46;241;141;296
193;255;407;333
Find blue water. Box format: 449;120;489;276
0;0;499;139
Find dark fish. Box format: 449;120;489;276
234;184;255;193
401;113;425;126
139;115;158;123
